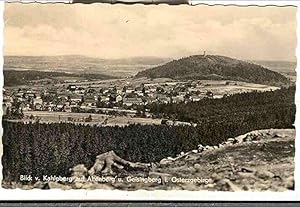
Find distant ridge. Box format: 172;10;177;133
136;55;291;86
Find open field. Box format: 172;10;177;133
198;80;279;97
23;111;162;126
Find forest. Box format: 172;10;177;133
2;87;295;183
136;55;290;86
4;70;115;86
148;86;296;124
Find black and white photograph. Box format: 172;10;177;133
0;2;297;194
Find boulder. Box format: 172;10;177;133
227;138;235;142
240;167;255;173
255;170;275;180
243;135;253;142
224;141;233;145
285;176;294;190
222;179;241;192
33;181;46;189
159;158;172;165
197;144;204;152
194;163;201;170
70;164;88;177
227;138;238;144
89;151;150;176
47;181;72;190
204;145;214;151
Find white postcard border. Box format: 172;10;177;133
0;0;299;201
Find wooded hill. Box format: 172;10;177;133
136;55;290;86
4;70;115;86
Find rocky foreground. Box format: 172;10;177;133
7;128;295;191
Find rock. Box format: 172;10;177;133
206;183;216;188
70;164;88;177
224;141;233;145
285;176;294;190
252;135;261;141
194;163;201;170
73;182;84;189
255;170;275;180
240;167;255;173
47;181;72;190
213;146;218;149
159;158;172;165
82;182;95;189
211;173;222;181
198;144;204;152
243;133;262;142
216;179;240;191
242;185;249;191
243;135;253;142
227;138;235;143
273;175;282;181
192;149;198;153
72;164;88;172
89;151;150;176
223;179;241;192
254;183;269;191
204;145;214;151
33;181;46;189
93;183;114;190
180;152;185;155
20;185;34;190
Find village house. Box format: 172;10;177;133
74;87;85;94
69;94;82;103
156;94;171;104
99;95;110;102
125;88;134;94
123;97;143;106
172;95;184;103
34;103;43;111
83;95;97;107
191;96;202;102
116;95;123;103
63;105;72;113
3;95;13;104
67;85;77;92
33;97;43;106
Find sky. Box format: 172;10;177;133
4;3;297;61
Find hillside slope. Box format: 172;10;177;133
5;129;294;191
136;55;290;86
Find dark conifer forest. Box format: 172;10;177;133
2;87;295;183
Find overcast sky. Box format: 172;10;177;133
4;4;297;61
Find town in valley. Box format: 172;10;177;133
3;75;279;126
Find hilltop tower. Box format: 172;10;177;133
203;51;207;57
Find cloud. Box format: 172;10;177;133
4;4;297;61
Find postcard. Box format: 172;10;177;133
0;0;299;201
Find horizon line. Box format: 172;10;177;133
3;54;297;63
